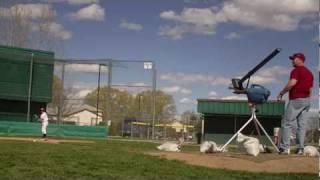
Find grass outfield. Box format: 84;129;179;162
0;139;316;180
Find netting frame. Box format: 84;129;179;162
54;58;157;139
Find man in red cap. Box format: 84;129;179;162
277;53;314;155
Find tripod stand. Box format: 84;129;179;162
220;105;280;152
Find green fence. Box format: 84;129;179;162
0;121;108;138
0;45;54;102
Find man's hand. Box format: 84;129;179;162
277;79;297;102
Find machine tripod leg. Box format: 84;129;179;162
221;108;279;153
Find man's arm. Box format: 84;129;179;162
309;88;312;97
277;79;297;101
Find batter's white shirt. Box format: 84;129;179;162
40;112;49;123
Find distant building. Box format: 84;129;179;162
64;104;103;126
169;121;193;133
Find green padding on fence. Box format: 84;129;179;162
0;121;108;138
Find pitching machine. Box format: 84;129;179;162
220;48;282;152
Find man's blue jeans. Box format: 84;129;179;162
280;98;310;150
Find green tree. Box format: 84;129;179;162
181;110;202;133
85;87;139;135
50;75;63;108
135;90;176;123
84;88;176;135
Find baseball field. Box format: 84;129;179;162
0;137;317;180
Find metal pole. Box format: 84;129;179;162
152;64;157;139
130;122;133;139
27;53;34;122
58;63;65;125
221;114;255;151
201;115;205;141
252;113;280;152
234;116;237;133
164;124;167;139
121;119;124;137
96;64;101;124
253;117;262;139
107;61;112;128
138;95;141;114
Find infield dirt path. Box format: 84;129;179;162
148;151;318;174
0;137;94;144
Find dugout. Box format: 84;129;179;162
197;99;285;144
0;45;54;122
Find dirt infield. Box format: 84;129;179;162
0;137;95;144
148;151;318;174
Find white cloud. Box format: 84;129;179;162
67;0;99;5
208;91;218;99
0;4;71;41
44;22;72;40
42;0;100;5
181;88;192;94
250;66;290;84
132;82;149;87
66;64;108;73
162;86;181;94
112;83;150;95
0;3;56;19
159;7;226;39
160;72;230;86
222;0;317;31
161;86;192;94
70;83;96;98
159;0;317;39
233;66;290;85
225;32;241;40
69;4;105;21
161;66;289;88
179;97;192;104
120;20;143;31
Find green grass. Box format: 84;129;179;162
0;139;316;180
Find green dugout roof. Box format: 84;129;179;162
197;99;285;116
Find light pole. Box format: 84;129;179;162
144;62;156;139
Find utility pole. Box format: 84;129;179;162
152;63;157;139
107;61;112;131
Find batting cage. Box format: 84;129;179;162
52;58;158;138
0;45;161;139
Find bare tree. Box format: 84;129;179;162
0;2;32;47
0;1;66;54
0;1;70;123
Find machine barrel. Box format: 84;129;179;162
238;48;281;89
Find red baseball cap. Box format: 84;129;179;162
289;53;305;62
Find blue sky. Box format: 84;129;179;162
3;0;319;113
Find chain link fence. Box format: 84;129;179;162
49;59;157;137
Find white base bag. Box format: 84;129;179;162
237;133;260;157
157;142;180;152
200;141;217;153
303;146;319;157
